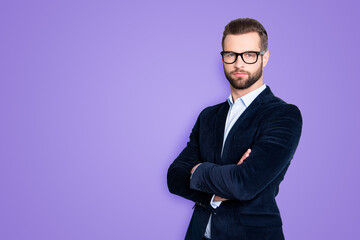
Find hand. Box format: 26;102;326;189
190;163;201;174
237;148;251;165
213;195;228;201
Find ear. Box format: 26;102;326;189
262;51;270;67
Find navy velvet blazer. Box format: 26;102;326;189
167;86;302;240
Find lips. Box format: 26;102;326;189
233;71;247;76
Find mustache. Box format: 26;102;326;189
231;70;250;74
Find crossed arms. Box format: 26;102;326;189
167;104;302;204
191;149;251;202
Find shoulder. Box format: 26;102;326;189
261;96;302;125
198;101;227;118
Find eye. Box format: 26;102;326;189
245;53;256;58
225;52;235;57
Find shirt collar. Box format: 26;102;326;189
227;84;267;107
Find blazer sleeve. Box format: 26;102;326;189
189;104;302;201
167;111;213;206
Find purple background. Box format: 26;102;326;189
1;0;359;239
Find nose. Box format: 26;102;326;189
234;55;246;68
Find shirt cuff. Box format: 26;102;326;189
210;194;222;209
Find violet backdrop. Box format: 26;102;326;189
1;0;359;239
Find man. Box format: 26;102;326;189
167;18;302;240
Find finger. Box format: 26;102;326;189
240;150;250;161
238;149;252;165
243;149;251;159
215;196;228;201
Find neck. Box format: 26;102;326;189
230;78;264;102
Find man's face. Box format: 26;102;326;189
222;32;269;90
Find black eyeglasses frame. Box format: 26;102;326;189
220;50;265;64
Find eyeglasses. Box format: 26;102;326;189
220;50;265;64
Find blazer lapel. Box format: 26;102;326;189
214;102;229;163
220;86;275;162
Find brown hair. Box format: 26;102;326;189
222;18;268;51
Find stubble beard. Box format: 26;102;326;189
224;62;263;90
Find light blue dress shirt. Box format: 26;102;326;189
204;84;267;239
